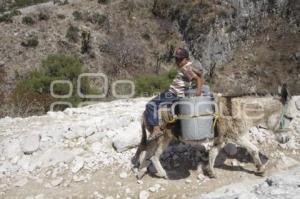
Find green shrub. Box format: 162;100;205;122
13;0;49;8
14;53;92;112
98;0;110;4
0;9;20;23
0;13;13;23
57;14;66;19
22;16;35;25
21;36;39;47
133;68;177;96
141;32;151;41
38;11;49;21
224;24;236;33
66;25;79;42
72;10;82;20
88;13;107;26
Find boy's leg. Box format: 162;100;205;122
144;90;178;141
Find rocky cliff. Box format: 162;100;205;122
153;0;300;95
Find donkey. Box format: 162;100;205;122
133;93;284;179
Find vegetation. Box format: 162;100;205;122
98;0;110;5
22;16;35;25
66;25;79;42
81;31;91;54
8;53;94;116
57;14;66;19
133;68;177;96
21;35;39;47
224;24;236;33
72;10;82;20
38;11;49;21
0;0;49;13
88;13;107;26
0;9;21;23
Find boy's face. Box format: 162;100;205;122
175;57;188;68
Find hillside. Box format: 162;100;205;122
0;0;299;117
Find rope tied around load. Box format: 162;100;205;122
168;112;221;129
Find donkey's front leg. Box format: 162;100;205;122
151;134;172;179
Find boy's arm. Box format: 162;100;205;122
194;74;202;96
182;66;203;96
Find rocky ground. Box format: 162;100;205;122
0;96;300;199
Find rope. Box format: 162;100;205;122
168;112;221;129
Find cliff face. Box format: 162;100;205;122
0;0;299;102
153;0;300;95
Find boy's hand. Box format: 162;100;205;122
195;89;201;96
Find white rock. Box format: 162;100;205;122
71;157;84;173
148;187;156;192
116;181;122;186
35;194;44;199
3;139;22;159
14;178;28;187
197;174;206;181
137;180;143;184
112;123;141;152
185;179;192;184
139;190;150;199
125;188;131;194
224;143;238;156
119;172;128;179
73;175;85;182
295;97;300;110
91;142;103;154
21;134;41;154
40;148;75;168
231;159;240;166
86;133;106;144
51;177;63;186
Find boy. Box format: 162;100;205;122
144;48;203;141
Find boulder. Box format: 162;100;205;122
112;123;141;152
295;97;300;111
20;134;41;155
2;139;22;159
71;156;84;173
139;190;150;199
40;148;75;168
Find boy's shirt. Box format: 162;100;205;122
169;61;202;97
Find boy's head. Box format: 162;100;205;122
174;48;189;67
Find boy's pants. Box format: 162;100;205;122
144;90;179;127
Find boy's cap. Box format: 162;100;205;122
174;48;189;59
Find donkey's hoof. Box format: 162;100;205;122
207;170;217;178
137;172;146;180
256;163;267;177
155;172;168;179
255;171;265;177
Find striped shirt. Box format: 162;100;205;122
169;61;202;97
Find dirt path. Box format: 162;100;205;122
3;149;299;199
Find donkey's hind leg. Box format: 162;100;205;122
207;142;224;178
136;150;148;180
235;135;266;176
